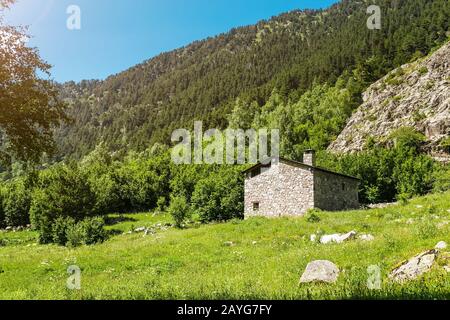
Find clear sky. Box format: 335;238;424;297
4;0;338;83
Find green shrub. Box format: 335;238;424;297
168;196;191;229
30;163;98;244
66;217;108;247
80;217;108;245
0;185;5;228
52;216;76;246
305;209;322;223
397;193;410;206
157;196;167;212
418;66;428;75
433;164;450;193
66;223;85;247
440;137;450;153
2;179;31;227
191;166;244;223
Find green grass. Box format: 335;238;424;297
0;193;449;300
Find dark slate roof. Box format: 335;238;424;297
243;157;360;181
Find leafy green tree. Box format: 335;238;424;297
191;166;244;223
0;0;67;165
2;178;31;226
30;162;98;243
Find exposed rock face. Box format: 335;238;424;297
300;260;340;284
329;42;450;160
389;250;438;283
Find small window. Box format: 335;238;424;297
253;202;260;211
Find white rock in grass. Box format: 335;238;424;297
320;231;357;244
389;250;438;283
444;266;450;273
300;260;340;284
435;241;447;250
359;234;375;242
310;234;317;242
134;227;146;233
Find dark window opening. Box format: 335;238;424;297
342;183;346;191
250;163;271;178
251;167;261;178
253;202;260;211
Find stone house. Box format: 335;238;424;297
243;150;360;218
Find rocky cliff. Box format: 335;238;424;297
329;41;450;161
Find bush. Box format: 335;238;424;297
80;217;108;245
191;166;244;223
168;196;191;228
2;179;32;227
157;196;166;212
30;163;98;244
52;216;76;246
433;164;450;193
305;209;322;223
65;217;108;247
66;223;85;247
0;185;5;228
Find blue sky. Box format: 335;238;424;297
4;0;338;82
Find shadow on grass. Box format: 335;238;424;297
104;215;137;226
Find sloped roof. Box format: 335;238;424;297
243;157;360;181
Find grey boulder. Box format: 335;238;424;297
389;250;438;283
300;260;340;284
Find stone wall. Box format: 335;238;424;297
244;161;314;218
244;160;360;218
313;170;359;211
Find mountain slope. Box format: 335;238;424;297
329;41;450;160
56;0;450;159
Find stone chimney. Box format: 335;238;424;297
303;149;316;167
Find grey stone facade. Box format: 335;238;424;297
244;152;359;218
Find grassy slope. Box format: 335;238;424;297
0;193;449;300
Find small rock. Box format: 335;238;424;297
435;241;447;250
389;250;438;283
444;266;450;273
310;234;317;242
5;227;12;232
134;227;146;233
320;231;357;244
144;228;155;236
252;241;258;245
223;241;235;247
299;260;340;284
416;205;423;209
359;234;375;241
406;218;415;225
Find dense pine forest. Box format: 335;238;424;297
57;0;450;159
